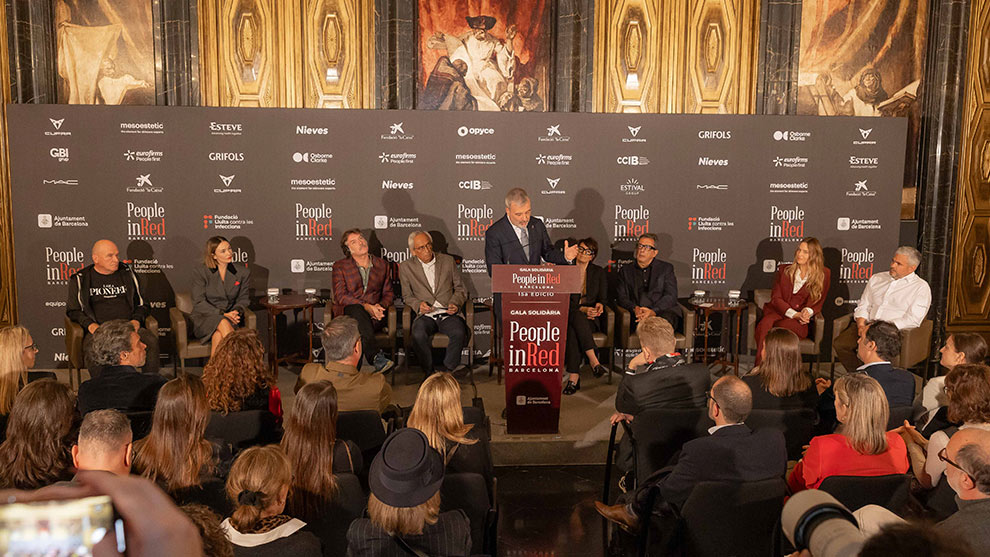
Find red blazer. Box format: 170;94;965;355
788;431;909;493
765;265;830;317
331;255;394;317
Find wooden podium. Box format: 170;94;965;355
492;265;581;434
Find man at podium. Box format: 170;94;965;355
484;188;578;276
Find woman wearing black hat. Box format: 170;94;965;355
346;429;470;556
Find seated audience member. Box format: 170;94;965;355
133;375;223;507
898;364;990;489
332;229;396;374
833;246;931;375
77;319;166;415
297;316;392;414
595;376;786;532
282;381;363;555
612;316;709;424
72;409;132;476
754;238;829;365
616;233;681;331
744;327;818;410
66;238;160;374
181;503;235;557
202;329;276;415
935;428;990;554
0;325;37;423
789;374;909;493
189;236;252;357
856;320;916;407
918;333;988;432
861;520;975;557
222;445;321;557
407;372;494;488
0;380;75;489
346;429;471;556
399;230;470;376
563;237;609;394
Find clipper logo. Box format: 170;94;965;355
49;148;69;162
691;248;727;284
535;153;573;166
128;174;162;193
457;203;495;240
381;247;411;264
849;155;879;169
381;122;414;140
698;157;728;166
837;217;881;231
622;178;645;196
209;152;245;162
379;152;417;164
203;213;254;230
698;130;732;140
126;202;167;240
292;152;333;163
45;118;70;136
295;203;333;240
541;177;565;195
539;124;570;142
382;179;414;190
214;174;242;194
773;156;809;168
854;128;876;145
846;179;877;197
840;248;875;283
623;126;646;143
617;156;650;166
687;216;734;231
210;121;243;136
457;126;495;137
772;130;811;141
45;246;85;284
769;206;805;240
120;122;164;134
614;205;650;241
124;149;163;162
43;179;79;186
458;179;493;190
296;125;329;135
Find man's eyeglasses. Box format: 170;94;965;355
938;447;968;476
636;244;658;252
413;243;433;252
577;247;596;255
23;343;38;352
705;390;720;407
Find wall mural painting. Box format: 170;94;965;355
796;0;929;218
56;0;156;105
417;0;552;111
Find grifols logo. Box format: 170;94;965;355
691;248;727;284
614;205;649;241
295;203;333;240
840;247;875;283
45;246;85;284
769;205;805;240
457;204;494;241
126;202;166;240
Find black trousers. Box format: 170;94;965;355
410;313;469;373
565;310;602;376
83;327;161;377
343;304;385;365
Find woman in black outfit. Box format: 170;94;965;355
189;236;251;358
563;237;610;394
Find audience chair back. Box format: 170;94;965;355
337;410;389;465
923;477;959;522
629;408;711;486
301;472;367;556
894;319;934;370
818;474;913;515
746;408;816;461
440;472;497;557
204;409;280;455
887;406;914;431
172;477;231;517
462;405;491;442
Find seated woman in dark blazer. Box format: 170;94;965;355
754;237;830;366
564;237;609;394
190;236;251;357
743;327;818;410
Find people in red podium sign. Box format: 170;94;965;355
615;233;681;332
189;236;251;358
753;237;830;366
563;237;609;395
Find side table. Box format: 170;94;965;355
689;298;747;376
259;293;317;377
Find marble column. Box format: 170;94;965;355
554;0;594;112
5;0;55;104
755;0;801;115
375;0;416;109
916;0;971;377
158;0;201;105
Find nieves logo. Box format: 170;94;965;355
698;157;728;166
382;179;414;190
296;125;328;135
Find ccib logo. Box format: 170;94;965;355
616;156;650;166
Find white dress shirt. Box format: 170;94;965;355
784;270;811;319
420;257;446;314
854;271;931;329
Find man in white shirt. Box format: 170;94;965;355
399;231;470;374
833;246;931;374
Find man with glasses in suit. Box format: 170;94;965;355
616;233;681;331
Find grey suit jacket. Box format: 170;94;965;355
399;253;468;315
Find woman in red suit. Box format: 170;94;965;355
755;238;829;366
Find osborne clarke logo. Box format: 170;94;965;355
535;153;572;166
617;155;650;166
49;147;69;162
456;203;495;240
698;157;728;166
295;203;333;240
209;152;245;162
539;124;570;142
614;205;650;241
293;152;333;163
623;126;645;143
854;128;877;145
687;216;734;232
45;246;85;285
769;205;805;240
698;130;732;140
379;152;417;164
457;126;494;137
127;174;163;194
847;179;877;197
458;179;493;190
120;121;164;135
124;149;163;162
381;122;414;140
296;125;328;135
772;130;811;141
622;178;645;196
214;174;242;194
849;155;879;169
840;248;875;283
210;121;243;136
126;202;166;240
203;213;253;230
45;118;70;136
692;248;727;284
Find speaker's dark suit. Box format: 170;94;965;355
484;214;569;275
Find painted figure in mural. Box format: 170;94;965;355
97;57;152;105
501;77;544;112
427;15;517;111
421;57;478;110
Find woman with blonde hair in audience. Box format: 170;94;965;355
0;379;75;489
743;327;818;410
222;445;321;556
0;325;37;422
917;332;988;433
202;329;276;415
788;374;908;493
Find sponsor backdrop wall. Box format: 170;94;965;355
9;105;906;368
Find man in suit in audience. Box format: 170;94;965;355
596;375;787;532
399;230;470;375
77;319;166;415
935;428;990;553
72;409;133;476
616;233;681;331
856;320;915;407
296;316;392;414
